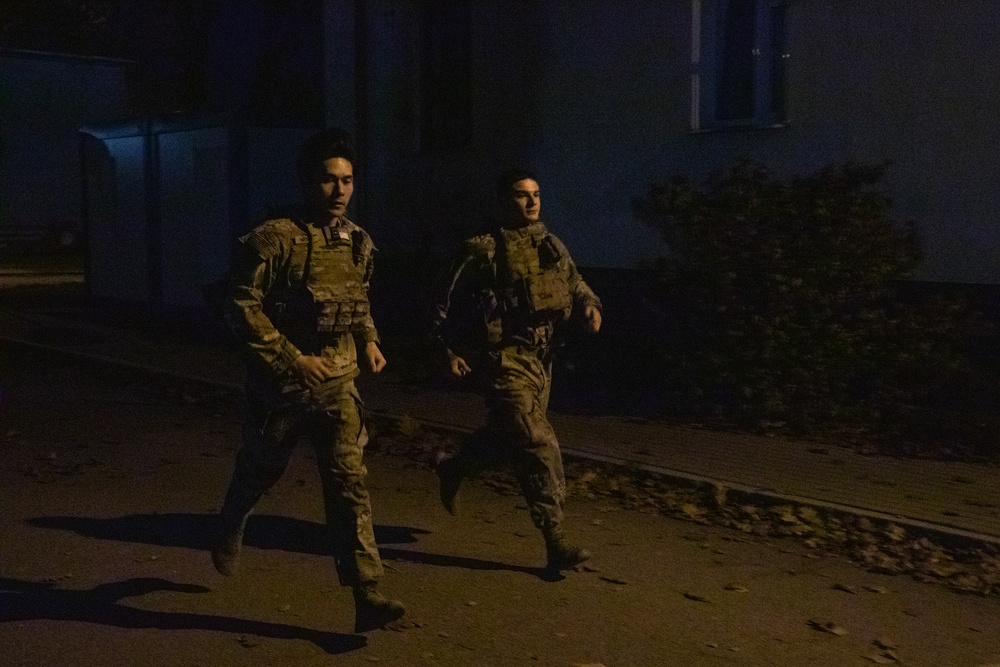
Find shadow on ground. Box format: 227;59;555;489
27;513;557;581
0;576;367;654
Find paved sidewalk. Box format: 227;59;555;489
2;308;999;545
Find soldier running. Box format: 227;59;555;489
211;128;405;633
430;168;603;573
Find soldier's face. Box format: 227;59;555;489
504;178;541;225
306;157;354;219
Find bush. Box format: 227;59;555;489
635;160;992;452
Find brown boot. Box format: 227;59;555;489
211;516;247;576
353;583;406;633
545;531;591;572
435;451;463;515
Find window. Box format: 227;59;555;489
692;0;788;130
419;0;473;151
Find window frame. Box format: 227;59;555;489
691;0;790;132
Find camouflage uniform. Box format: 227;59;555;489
217;213;383;587
431;221;601;538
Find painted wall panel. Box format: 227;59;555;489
83;135;150;302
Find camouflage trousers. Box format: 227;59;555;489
455;346;566;535
218;375;383;587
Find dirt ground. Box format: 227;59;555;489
2;345;1000;667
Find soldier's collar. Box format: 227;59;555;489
309;215;353;229
501;221;547;237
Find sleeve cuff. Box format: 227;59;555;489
270;338;302;376
360;327;380;346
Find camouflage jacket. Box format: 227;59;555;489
430;221;601;359
223;214;378;386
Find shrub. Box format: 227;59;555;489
635;160;991;450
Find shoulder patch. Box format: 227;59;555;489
339;216;377;251
238;217;297;259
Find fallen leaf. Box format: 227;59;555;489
773;506;803;525
832;582;859;594
711;484;728;508
863;585;888;594
865;654;893;664
680;503;707;521
882;524;906;542
723;582;750;593
807;619;848;636
388;619;421;631
873;637;899;651
599;576;629;585
683;592;710;603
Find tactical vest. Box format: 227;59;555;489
495;224;573;322
262;221;372;349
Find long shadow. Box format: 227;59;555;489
0;576;365;654
379;547;559;582
27;513;557;580
27;514;428;554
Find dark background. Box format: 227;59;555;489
0;0;325;122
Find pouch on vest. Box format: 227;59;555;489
517;272;572;318
317;298;370;333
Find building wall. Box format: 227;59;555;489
791;0;1000;284
334;0;1000;284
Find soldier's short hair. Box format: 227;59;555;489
298;127;358;180
497;168;539;198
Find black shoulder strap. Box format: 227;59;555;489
292;217;314;286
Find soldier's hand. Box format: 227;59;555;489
365;341;387;373
448;352;472;379
583;305;602;334
291;354;337;389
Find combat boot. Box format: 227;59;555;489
435;451;463;515
353;582;406;633
544;530;591;572
211;516;247;576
